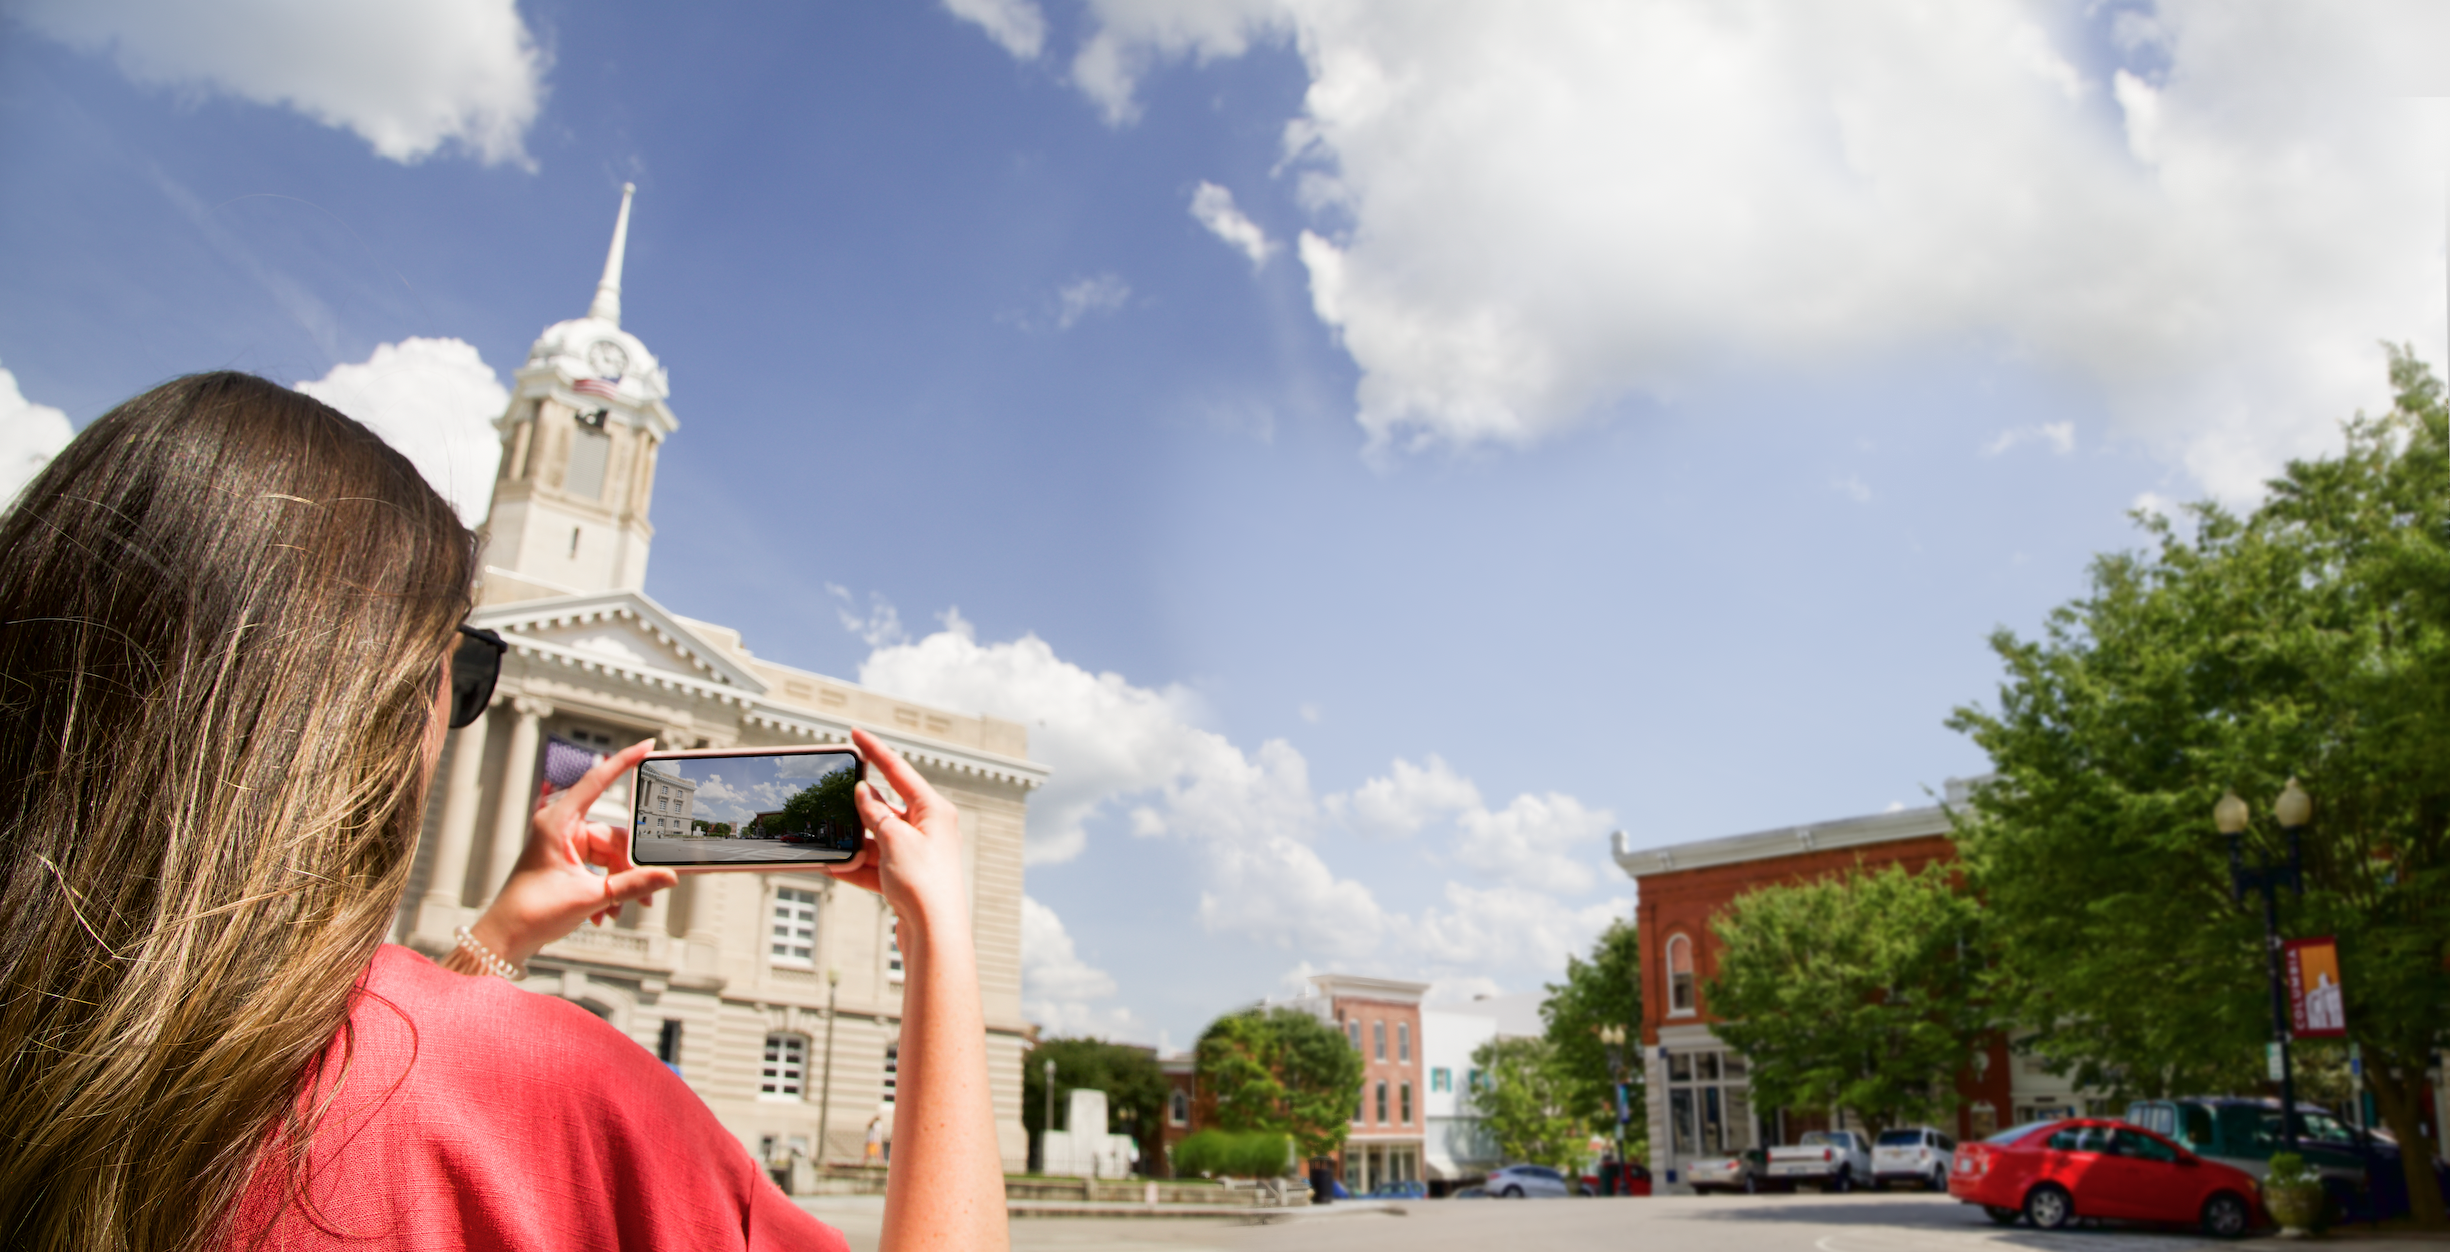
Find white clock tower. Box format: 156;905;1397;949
478;183;678;603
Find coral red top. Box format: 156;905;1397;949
229;944;846;1251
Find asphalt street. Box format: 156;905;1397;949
792;1190;2406;1252
630;835;850;866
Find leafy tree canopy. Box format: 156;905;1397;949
1023;1036;1168;1172
1540;919;1645;1152
1194;1007;1363;1160
1948;347;2450;1226
1706;860;1983;1140
1468;1035;1588;1170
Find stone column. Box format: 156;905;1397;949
413;700;495;943
481;696;551;907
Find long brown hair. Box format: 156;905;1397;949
0;373;475;1250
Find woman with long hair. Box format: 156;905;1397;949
0;373;1007;1250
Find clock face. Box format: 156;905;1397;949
587;339;630;379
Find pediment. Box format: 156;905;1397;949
473;591;769;694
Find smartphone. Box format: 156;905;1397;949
628;745;865;869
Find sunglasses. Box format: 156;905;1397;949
449;625;507;729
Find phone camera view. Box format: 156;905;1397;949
631;750;863;866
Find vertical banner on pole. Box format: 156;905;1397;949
2283;936;2348;1038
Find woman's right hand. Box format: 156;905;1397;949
827;728;969;939
470;739;677;969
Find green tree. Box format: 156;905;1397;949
1193;1007;1363;1161
776;763;859;841
1540;919;1645;1157
1022;1036;1169;1175
1947;347;2450;1227
1468;1035;1587;1170
1705;861;1984;1140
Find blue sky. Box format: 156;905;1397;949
3;0;2445;1047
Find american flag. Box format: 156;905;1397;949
534;734;604;806
573;377;621;400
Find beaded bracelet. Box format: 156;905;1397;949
452;925;526;981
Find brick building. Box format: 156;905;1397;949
1612;779;2094;1194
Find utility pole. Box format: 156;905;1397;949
817;967;840;1165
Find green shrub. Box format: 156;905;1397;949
1172;1129;1292;1178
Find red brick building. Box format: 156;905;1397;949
1614;781;2088;1193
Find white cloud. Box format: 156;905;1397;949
1056;273;1132;329
294;338;507;526
858;612;1622;982
827;583;908;648
2132;490;2175;519
17;0;545;166
1328;753;1479;838
1040;0;2450;494
1833;474;1873;504
1983;421;2076;457
944;0;1049;60
1450;790;1615;896
1022;895;1149;1038
1413;883;1629;971
0;365;73;511
1190;181;1275;267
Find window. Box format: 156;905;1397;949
1375;1080;1388;1124
771;887;818;966
1431;1067;1452;1093
1397;1022;1410;1063
882;1042;899;1105
657;1019;683;1066
1347;1020;1360;1050
1667;934;1696;1015
886;914;904;984
759;1134;778;1161
1170;1089;1190;1126
1467;1068;1485;1091
1373;1020;1386;1061
1400;1081;1412;1124
761;1033;806;1098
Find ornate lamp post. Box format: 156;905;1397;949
1598;1024;1630;1195
2217;779;2309;1155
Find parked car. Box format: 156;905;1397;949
1688;1148;1772;1194
1583;1161;1654;1196
1485;1163;1574;1198
1768;1130;1872;1192
1362;1180;1427;1200
1451;1185;1489;1199
1948;1118;2262;1238
2126;1096;2450;1224
1872;1127;1956;1191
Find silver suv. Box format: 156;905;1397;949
1871;1127;1953;1190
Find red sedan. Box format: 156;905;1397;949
1949;1119;2262;1238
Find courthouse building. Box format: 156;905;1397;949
1613;780;2096;1194
391;186;1046;1171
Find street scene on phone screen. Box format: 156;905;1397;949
631;751;863;866
9;0;2450;1245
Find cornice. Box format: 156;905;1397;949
742;708;1046;792
1613;802;1955;880
474;591;768;693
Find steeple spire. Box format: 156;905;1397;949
587;183;636;326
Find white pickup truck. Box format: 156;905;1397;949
1766;1131;1872;1192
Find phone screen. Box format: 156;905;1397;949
629;746;864;867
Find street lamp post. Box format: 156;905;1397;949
817;967;840;1166
1042;1057;1058;1175
1599;1024;1630;1195
2216;779;2310;1156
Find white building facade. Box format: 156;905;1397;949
394;186;1046;1172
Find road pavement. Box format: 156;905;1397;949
795;1190;2405;1252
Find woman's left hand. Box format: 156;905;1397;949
470;739;678;968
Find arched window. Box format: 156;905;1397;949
1667;934;1696;1015
1169;1088;1190;1126
1397;1022;1410;1063
761;1032;807;1099
1373;1020;1386;1061
1374;1080;1389;1124
1400;1081;1413;1124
